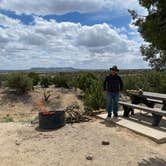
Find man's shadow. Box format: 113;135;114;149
100;118;121;128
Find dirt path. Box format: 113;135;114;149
0;120;165;166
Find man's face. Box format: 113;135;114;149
111;70;117;75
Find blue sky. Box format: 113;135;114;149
0;8;131;29
0;0;148;70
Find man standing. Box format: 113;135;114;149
104;65;123;119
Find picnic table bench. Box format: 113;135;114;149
119;91;166;126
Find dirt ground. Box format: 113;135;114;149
0;86;84;123
0;120;166;166
0;87;166;166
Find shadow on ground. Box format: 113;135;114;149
35;125;65;132
125;112;166;132
100;120;118;128
138;157;166;166
1;90;32;104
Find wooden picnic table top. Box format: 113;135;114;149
127;91;166;101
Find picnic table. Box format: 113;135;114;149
119;91;166;126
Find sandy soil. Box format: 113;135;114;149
0;87;166;166
0;86;84;122
0;120;166;166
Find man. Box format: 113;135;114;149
104;65;123;119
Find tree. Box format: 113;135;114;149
129;0;166;70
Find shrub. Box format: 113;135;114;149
40;76;52;88
5;72;33;94
72;72;106;114
0;75;6;87
123;71;166;93
145;71;166;93
123;75;150;91
53;75;70;88
0;75;2;87
76;73;99;91
68;77;78;89
28;72;40;86
84;80;106;113
3;115;13;122
43;88;52;102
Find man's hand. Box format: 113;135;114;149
104;90;107;95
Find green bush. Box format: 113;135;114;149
68;77;78;89
5;72;33;94
76;73;99;91
40;76;52;88
0;75;2;87
0;75;6;87
3;115;13;122
123;75;150;91
84;80;106;113
53;75;70;88
28;72;40;86
123;71;166;93
75;73;106;113
145;71;166;93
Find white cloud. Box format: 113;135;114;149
0;14;148;69
110;0;147;15
76;23;130;55
0;13;20;26
0;0;146;15
0;0;105;15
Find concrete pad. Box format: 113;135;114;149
96;112;166;144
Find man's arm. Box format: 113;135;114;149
103;76;108;91
119;76;123;91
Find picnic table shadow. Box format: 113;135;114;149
138;157;166;166
124;112;166;132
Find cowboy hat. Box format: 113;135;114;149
110;65;119;71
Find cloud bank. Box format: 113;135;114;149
0;13;147;69
0;0;146;15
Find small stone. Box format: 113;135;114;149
86;154;93;160
15;140;20;145
102;140;110;145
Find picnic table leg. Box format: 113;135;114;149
143;100;161;127
162;100;166;111
152;114;162;126
122;105;134;117
148;102;161;126
152;101;166;126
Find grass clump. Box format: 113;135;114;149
3;115;14;122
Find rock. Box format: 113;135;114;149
15;140;20;146
86;154;93;160
102;140;110;145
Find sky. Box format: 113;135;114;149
0;0;149;70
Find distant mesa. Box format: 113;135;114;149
0;67;78;73
0;68;151;73
29;67;77;72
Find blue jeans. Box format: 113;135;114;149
106;92;119;117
